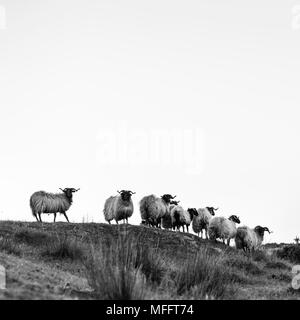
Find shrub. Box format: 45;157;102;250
277;245;300;264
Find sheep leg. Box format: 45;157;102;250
34;213;39;222
126;218;128;224
38;213;42;222
186;225;189;233
62;212;70;223
53;213;57;223
227;239;230;246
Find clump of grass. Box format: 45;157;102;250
173;246;237;299
41;235;84;261
277;245;300;263
84;227;164;300
0;237;22;256
14;228;51;247
225;252;264;276
250;250;270;263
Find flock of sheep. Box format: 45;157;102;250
29;188;272;252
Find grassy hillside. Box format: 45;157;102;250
0;221;299;300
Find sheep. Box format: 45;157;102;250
174;207;198;232
192;207;218;239
30;188;80;223
139;194;176;228
208;215;241;245
161;200;180;230
235;226;272;252
103;190;135;224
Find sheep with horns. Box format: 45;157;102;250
235;225;272;252
139;194;176;228
103;190;136;224
30;188;80;223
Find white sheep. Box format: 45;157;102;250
171;207;198;233
162;200;180;230
103;190;135;224
235;226;272;252
30;188;80;222
192;207;218;238
208;215;241;245
139;194;176;228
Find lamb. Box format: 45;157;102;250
139;194;176;228
162;200;180;230
208;215;241;245
30;188;80;223
235;226;272;252
103;190;135;224
192;207;218;238
172;207;198;232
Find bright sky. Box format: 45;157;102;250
0;0;299;243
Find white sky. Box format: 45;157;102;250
0;0;299;243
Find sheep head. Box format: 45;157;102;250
59;188;80;197
229;215;240;224
187;208;198;219
161;194;176;204
117;190;136;201
206;207;218;216
263;227;273;234
254;226;273;236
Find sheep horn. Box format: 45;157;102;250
74;188;80;192
59;188;65;192
171;195;177;199
130;191;136;195
264;227;272;234
213;207;219;210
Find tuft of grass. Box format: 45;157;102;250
173;247;237;299
41;235;84;261
250;250;270;263
225;252;264;276
0;237;22;256
14;229;51;247
84;227;160;300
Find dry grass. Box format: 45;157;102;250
0;221;297;300
41;234;84;262
84;227;147;300
173;247;237;299
0;237;22;256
